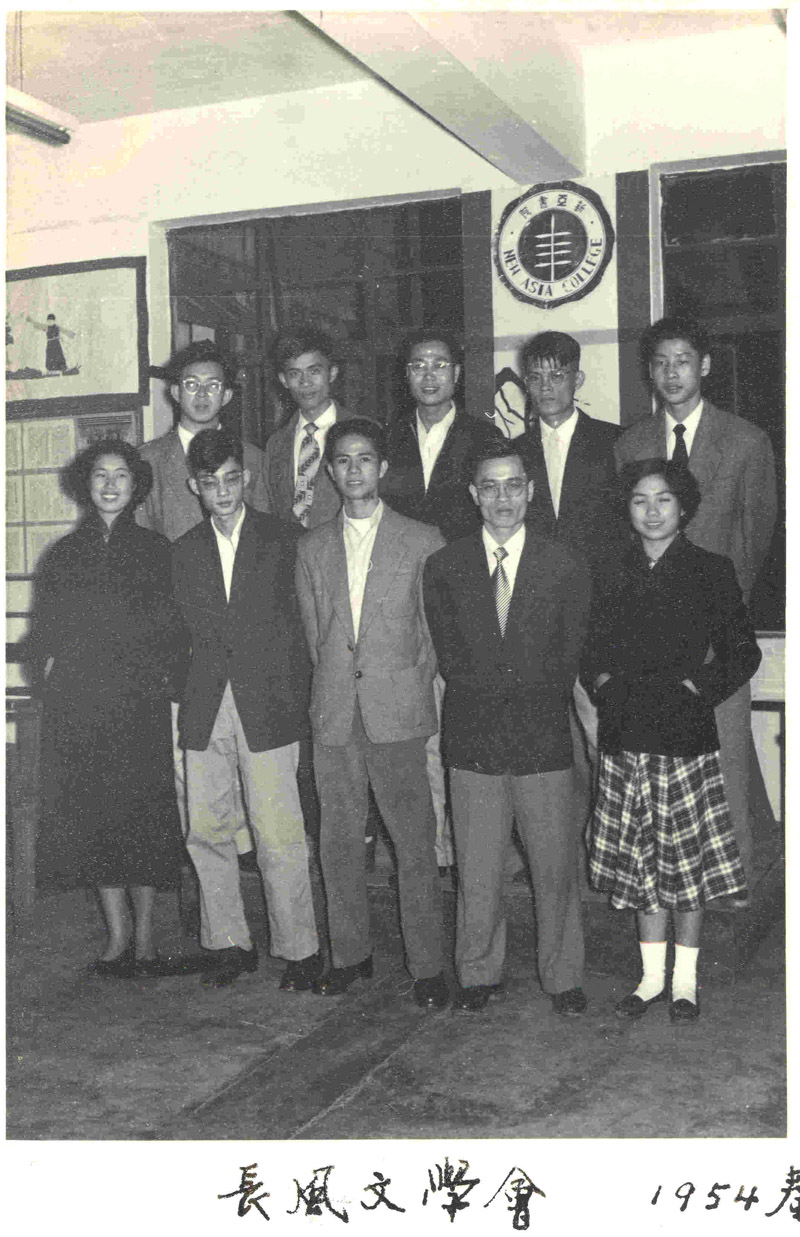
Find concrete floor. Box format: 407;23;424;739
7;849;786;1143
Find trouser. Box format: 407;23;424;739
172;701;251;854
314;707;443;979
185;684;318;957
451;766;585;994
426;674;454;867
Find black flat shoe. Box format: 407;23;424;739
453;983;503;1012
312;956;373;996
551;987;588;1017
413;972;450;1010
200;945;259;988
614;989;667;1020
86;943;135;979
280;951;324;992
670;996;701;1023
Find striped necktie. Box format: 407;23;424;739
293;421;320;524
493;545;511;636
672;423;690;468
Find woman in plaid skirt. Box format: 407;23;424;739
580;459;760;1023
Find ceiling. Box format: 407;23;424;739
5;8;779;125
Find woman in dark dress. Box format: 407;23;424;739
581;459;760;1023
28;439;189;977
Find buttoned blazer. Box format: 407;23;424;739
263;403;350;530
423;530;592;776
380;405;502;543
614;402;777;603
137;428;269;542
172;506;311;752
521;410;626;576
295;504;445;746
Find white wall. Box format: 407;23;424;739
583;25;786;175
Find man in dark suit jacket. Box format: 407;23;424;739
295;418;448;1010
423;437;592;1016
615;315;778;892
172;429;321;989
263;326;350;529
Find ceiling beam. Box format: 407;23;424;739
299;11;582;183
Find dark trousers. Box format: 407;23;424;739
314;707;443;979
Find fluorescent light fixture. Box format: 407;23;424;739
6;86;79;145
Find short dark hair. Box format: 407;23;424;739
324;417;387;465
165;340;237;389
519;331;580;373
275;326;337;372
402;327;462;368
617;457;701;527
639;316;711;367
469;434;532;482
63;438;153;509
187;428;243;477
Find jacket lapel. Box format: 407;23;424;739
276;415;300;513
356;509;401;643
228;508;260;610
326;516;356;642
165;431;191;500
688;402;725;494
198;518;229;613
503;532;537;637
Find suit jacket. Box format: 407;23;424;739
263;403;349;530
521;410;626;576
295;504;445;746
137;428;269;542
423;530;592;776
614;402;777;603
172;506;311;752
380;405;502;542
580;535;761;756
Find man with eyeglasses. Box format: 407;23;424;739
380;329;502;875
423;437;591;1016
138;342;269;881
171;428;321;990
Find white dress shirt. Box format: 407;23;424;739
481;522;526;596
666;400;703;459
416;402;456;491
293;402;336;483
343;500;384;640
539;408;579;516
211;505;246;602
177;422;204;455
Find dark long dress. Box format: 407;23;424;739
45;323;67;372
27;507;190;891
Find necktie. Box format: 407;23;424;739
293;422;320;524
493;546;511;636
672;424;689;468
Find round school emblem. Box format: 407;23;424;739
495;180;615;309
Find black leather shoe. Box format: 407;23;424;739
551;987;588;1017
280;951;324;992
670;996;701;1023
86;943;135;979
413;972;450;1010
312;956;373;995
614;989;667;1020
200;945;259;988
453;983;503;1012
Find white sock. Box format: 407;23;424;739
632;941;667;1001
672;944;699;1003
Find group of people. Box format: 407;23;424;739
29;314;777;1026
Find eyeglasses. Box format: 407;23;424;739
525;370;573;386
196;471;243;493
180;378;225;395
407;360;453;375
476;479;527;498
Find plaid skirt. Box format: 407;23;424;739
588;751;747;913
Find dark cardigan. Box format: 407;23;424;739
580;534;761;756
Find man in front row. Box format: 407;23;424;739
172;429;321;989
295;418;448;1009
423;438;591;1015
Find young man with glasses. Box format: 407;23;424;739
137;341;268;870
171;428;321;990
423;437;591;1016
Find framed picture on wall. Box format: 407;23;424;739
6;257;149;419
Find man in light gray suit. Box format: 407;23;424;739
615;315;778;893
295;418;448;1009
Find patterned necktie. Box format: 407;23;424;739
493;545;511;636
672;423;690;469
293;421;320;524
